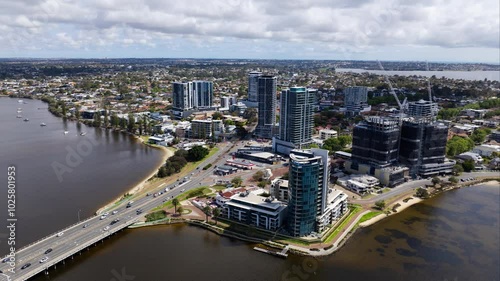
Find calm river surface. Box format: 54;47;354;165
336;68;500;81
1;98;498;281
0;97;165;250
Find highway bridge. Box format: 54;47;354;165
0;141;236;281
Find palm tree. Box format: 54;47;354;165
202;206;212;222
177;206;184;216
212;208;221;225
172;198;179;215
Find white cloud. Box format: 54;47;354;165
0;0;497;61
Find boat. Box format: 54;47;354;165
18;100;23;103
64;131;69;135
16;115;22;118
80;132;87;136
23;118;29;122
40;123;47;126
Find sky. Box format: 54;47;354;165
0;0;499;63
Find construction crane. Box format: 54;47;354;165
377;61;407;119
426;61;433;102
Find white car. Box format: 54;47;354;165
103;226;110;231
112;210;118;215
100;215;107;220
56;232;64;237
39;257;48;263
103;212;109;216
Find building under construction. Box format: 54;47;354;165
399;120;454;176
351;117;400;168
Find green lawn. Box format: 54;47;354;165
153;186;211;211
324;206;362;243
145;210;167;222
357;211;382;224
212;185;227;191
182;147;219;172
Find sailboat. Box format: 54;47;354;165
40;123;47;126
64;131;69;135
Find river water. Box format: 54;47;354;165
0;97;165;250
1;98;498;281
336;68;500;82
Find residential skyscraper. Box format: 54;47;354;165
287;149;329;237
247;71;262;102
192;81;213;108
341;86;371;116
172;81;213;111
172;82;193;111
255;75;277;139
278;87;315;147
407;99;438;119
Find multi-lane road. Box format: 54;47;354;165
0;141;237;281
353;171;499;205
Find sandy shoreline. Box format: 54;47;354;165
95;136;173;214
359;197;424;227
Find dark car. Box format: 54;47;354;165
44;248;53;254
2;257;10;263
110;219;120;225
21;263;31;270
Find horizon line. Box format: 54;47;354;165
0;57;499;65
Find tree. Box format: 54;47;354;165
202;206;212;222
172;198;179;215
257;181;267;188
177;206;184;215
252;170;265;182
187;145;209;162
453;164;464;176
75;105;81;120
374;200;386;210
212;111;223;120
431;177;441;185
446;136;474;157
231;176;243;187
127;113;136;133
462;159;475;172
103;108;109;128
415;187;429;198
449;176;458;184
92;111;101;127
212;207;221;225
157;166;168;178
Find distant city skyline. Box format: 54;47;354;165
0;0;498;63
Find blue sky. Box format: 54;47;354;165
0;0;499;63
